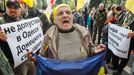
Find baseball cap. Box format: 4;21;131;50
6;0;21;9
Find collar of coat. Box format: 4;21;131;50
46;23;89;39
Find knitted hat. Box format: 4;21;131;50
52;4;71;23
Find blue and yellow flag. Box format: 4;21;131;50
125;0;134;14
33;51;106;75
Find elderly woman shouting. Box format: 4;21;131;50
28;4;106;61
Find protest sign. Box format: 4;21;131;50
108;24;131;58
0;17;44;68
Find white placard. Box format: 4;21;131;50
108;24;131;58
0;17;44;68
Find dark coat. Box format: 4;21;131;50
0;48;14;75
129;17;134;50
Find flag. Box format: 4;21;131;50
68;0;75;10
23;0;33;7
125;0;134;14
76;0;84;10
98;63;106;75
33;51;106;75
45;0;55;20
45;0;54;13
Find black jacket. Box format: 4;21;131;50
129;17;134;50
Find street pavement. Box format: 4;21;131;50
107;54;134;75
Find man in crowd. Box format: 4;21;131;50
92;3;107;44
114;5;126;26
112;11;134;75
0;1;36;75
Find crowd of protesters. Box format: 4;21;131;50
69;3;134;75
70;3;134;75
0;0;134;75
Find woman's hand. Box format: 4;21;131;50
27;52;36;62
94;44;106;54
128;31;134;38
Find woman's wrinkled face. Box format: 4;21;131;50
55;6;73;31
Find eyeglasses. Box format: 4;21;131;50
57;10;72;16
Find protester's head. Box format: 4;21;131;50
106;11;117;24
115;5;122;14
111;5;117;11
107;11;114;21
6;0;21;19
115;6;122;11
53;4;73;31
99;3;105;11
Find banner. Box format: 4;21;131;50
108;24;131;58
125;0;134;14
0;17;44;68
33;52;106;75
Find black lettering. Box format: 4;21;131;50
109;27;118;33
22;27;39;39
16;33;42;56
21;23;25;29
109;37;119;46
27;31;31;38
21;54;26;60
24;22;29;28
17;24;23;32
4;27;11;34
22;45;26;50
22;31;27;38
10;26;16;32
109;31;122;41
16;36;21;42
4;26;16;34
16;46;23;56
119;32;129;39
